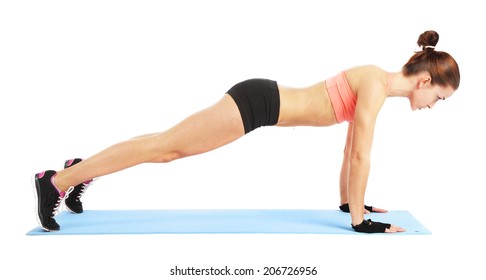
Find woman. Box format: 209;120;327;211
34;30;460;233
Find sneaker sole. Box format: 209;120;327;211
31;174;58;232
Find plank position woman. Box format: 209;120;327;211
34;30;460;233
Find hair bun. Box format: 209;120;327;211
417;30;439;51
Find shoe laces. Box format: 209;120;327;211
52;186;74;217
77;178;96;200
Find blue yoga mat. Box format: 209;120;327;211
26;209;430;235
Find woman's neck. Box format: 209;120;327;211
387;72;414;98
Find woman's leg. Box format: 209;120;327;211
53;94;245;192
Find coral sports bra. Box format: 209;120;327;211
326;71;357;123
326;71;393;123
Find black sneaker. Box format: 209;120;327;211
34;170;73;231
64;158;92;214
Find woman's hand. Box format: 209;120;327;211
385;224;406;233
339;203;388;214
352;219;406;233
364;205;387;214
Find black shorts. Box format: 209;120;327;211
226;79;280;134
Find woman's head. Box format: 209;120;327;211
402;31;460;91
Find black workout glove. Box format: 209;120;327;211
352;219;391;233
339;203;373;213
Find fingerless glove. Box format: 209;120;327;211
339;203;373;213
352;219;391;233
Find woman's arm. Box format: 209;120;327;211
346;79;404;232
339;123;354;205
347;97;377;226
340;123;388;213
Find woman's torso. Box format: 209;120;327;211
276;65;390;127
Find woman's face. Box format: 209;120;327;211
410;82;455;111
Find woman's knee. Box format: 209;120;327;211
151;151;184;163
138;134;186;163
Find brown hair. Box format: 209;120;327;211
402;30;460;90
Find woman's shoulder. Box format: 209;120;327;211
345;65;389;92
346;65;387;76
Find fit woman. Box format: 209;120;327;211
34;30;460;233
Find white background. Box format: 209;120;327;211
1;0;485;279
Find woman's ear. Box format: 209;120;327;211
418;74;432;88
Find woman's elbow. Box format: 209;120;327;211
349;152;370;165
